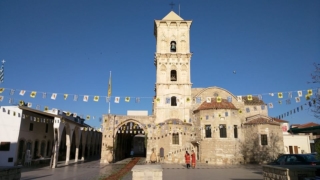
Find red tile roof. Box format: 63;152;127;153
244;117;280;125
273;118;289;123
295;122;320;128
195;98;237;111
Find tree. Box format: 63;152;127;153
309;63;320;119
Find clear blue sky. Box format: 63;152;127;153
0;0;319;128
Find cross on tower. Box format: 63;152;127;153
169;2;175;10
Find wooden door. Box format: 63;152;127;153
289;146;293;154
294;146;298;154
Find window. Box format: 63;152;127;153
261;134;268;145
170;70;177;81
172;133;179;144
7;110;10;115
225;112;228;117
170;41;176;52
29;123;33;131
219;124;227;138
45;123;49;133
234;125;238;138
205;125;211;138
206;115;209;120
171;96;177;106
246;108;250;113
0;142;10;151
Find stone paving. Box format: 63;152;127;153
21;158;263;180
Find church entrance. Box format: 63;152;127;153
114;121;146;161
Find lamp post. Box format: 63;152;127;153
112;115;116;163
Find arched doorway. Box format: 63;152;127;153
114;121;146;161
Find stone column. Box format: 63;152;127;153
65;144;70;165
81;144;86;161
75;145;79;162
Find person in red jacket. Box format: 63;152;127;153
191;150;196;169
185;151;190;169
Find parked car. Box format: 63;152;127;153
268;154;320;165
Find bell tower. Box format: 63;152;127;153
153;11;193;123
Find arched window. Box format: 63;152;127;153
170;41;176;52
170;70;177;81
171;96;177;106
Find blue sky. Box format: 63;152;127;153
0;0;319;128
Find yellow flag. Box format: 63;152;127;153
278;92;283;98
108;73;112;97
308;89;313;96
125;97;130;102
306;95;310;100
0;88;4;93
30;91;37;98
44;106;48;111
19;100;24;106
66;112;71;116
247;95;252;101
86;115;90;120
94;96;99;102
217;96;222;103
239;109;242;114
64;94;68;100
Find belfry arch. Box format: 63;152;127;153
114;120;146;161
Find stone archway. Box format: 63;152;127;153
114;121;146;161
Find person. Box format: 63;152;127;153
185;151;190;169
191;150;196;169
130;149;134;159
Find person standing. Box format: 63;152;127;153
191;150;196;169
185;151;190;169
130;149;134;159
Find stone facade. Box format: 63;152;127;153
100;11;285;165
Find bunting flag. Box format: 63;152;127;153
295;97;301;103
94;96;99;102
0;60;4;83
19;100;24;106
44;106;48;111
19;90;26;96
278;100;282;104
278;92;283;98
305;95;310;101
51;93;57;100
247;95;252;101
73;95;78;101
125;97;130;102
297;91;302;97
86;115;90;120
269;93;274;96
286;99;291;105
135;97;140;103
261;105;265;110
36;105;40;110
0;88;4;93
308;89;313;96
268;103;273;108
227;96;232;102
105;97;110;102
83;95;89;102
115;97;120;103
217;96;222;103
9;98;14;104
27;102;32;108
0;96;4;101
288;92;292;99
258;94;262;100
10;89;15;95
64;94;68;100
206;97;211;103
238;109;242;114
73;113;77;117
237;96;242;102
66;112;71;116
30;91;37;98
42;92;47;99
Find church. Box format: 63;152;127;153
101;11;285;165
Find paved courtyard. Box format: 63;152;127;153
21;158;263;180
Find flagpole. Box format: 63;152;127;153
108;71;112;114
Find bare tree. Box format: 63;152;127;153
309;63;320;119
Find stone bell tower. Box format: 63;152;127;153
153;11;193;124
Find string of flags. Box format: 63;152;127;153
0;87;318;104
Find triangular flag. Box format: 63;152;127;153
288;92;292;99
135;97;140;103
0;96;3;102
206;97;211;103
278;92;283;98
94;96;99;102
19;100;24;106
30;91;37;98
27;102;32;108
269;93;274;96
217;96;222;103
64;94;68;100
247;95;252;101
278;100;282;104
125;97;130;102
36;105;40;110
106;97;110;102
268;103;273;108
42;92;47;98
73;113;77;117
19;90;26;96
227;96;232;102
295;97;301;103
297;91;302;97
307;89;313;96
9;98;14;104
83;95;89;102
258;94;262;100
10;89;15;95
237;96;242;102
305;95;310;100
0;88;4;93
86;115;90;120
51;93;57;100
115;97;120;103
73;95;78;101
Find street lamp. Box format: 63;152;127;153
112;115;116;163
